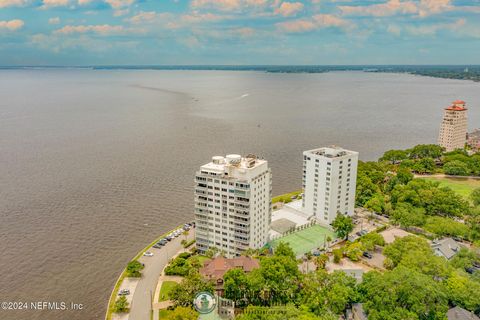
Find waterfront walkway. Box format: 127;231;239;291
112;229;194;320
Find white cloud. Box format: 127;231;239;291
406;18;465;36
48;17;61;24
104;0;135;9
274;1;304;17
339;0;453;18
0;19;24;31
191;0;270;12
0;0;29;8
277;14;352;33
339;0;417;17
54;24;125;35
41;0;69;9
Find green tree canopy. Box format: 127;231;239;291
391;202;426;228
169;271;214;307
126;260;144;278
470;188;480;207
408;144;444;159
380;150;408;164
332;215;354;240
383;235;432;267
443;160;470;176
299;269;358;316
359;267;449;320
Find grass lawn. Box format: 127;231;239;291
269;224;336;256
419;176;480;199
159;309;170;319
272;190;302;204
197;255;210;265
158;281;177;302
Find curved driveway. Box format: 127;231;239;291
128;229;194;320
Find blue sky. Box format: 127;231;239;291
0;0;479;65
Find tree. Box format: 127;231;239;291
299;269;358;316
257;244;300;305
408;144;444;159
364;193;385;214
446;272;480;312
169;271;214;307
359;267;448;320
355;174;380;207
470;188;480;206
236;305;335;320
314;254;329;270
444;160;470;176
332;214;354;240
423;216;470;239
113;296;129;313
224;268;249;305
383;236;432;267
126;260;144;278
345;242;364;261
391;203;426;228
359;232;385;251
333;248;343;263
164;307;198;320
412;157;436;174
380;150;408;164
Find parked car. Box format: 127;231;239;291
360;230;368;236
363;251;373;259
118;289;130;296
153;244;162;249
466;267;476;274
143;251;153;257
166;235;173;241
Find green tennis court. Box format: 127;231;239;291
269;225;336;256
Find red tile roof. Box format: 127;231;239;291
446;100;467;111
200;256;260;281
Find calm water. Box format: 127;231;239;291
0;70;479;320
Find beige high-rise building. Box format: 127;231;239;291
438;100;468;152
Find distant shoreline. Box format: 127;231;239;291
2;65;479;82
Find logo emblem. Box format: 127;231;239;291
193;291;216;314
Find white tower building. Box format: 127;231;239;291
302;146;358;225
194;154;271;257
438;100;468;152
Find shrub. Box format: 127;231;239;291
113;296;129;313
126;260;144;278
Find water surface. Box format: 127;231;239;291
1;70;479;319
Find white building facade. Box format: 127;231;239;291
302;146;358;225
194;154;271;257
438;100;468;152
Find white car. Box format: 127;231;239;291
143;251;154;257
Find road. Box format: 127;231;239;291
127;228;195;320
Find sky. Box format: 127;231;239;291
0;0;479;65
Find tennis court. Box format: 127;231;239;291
269;224;336;256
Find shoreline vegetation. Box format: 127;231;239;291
2;65;480;82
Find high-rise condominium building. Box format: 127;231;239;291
194;154;271;257
302;146;358;225
438;100;468;152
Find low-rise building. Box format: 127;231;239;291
431;238;462;260
200;256;260;296
447;306;480;320
467;129;480;151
